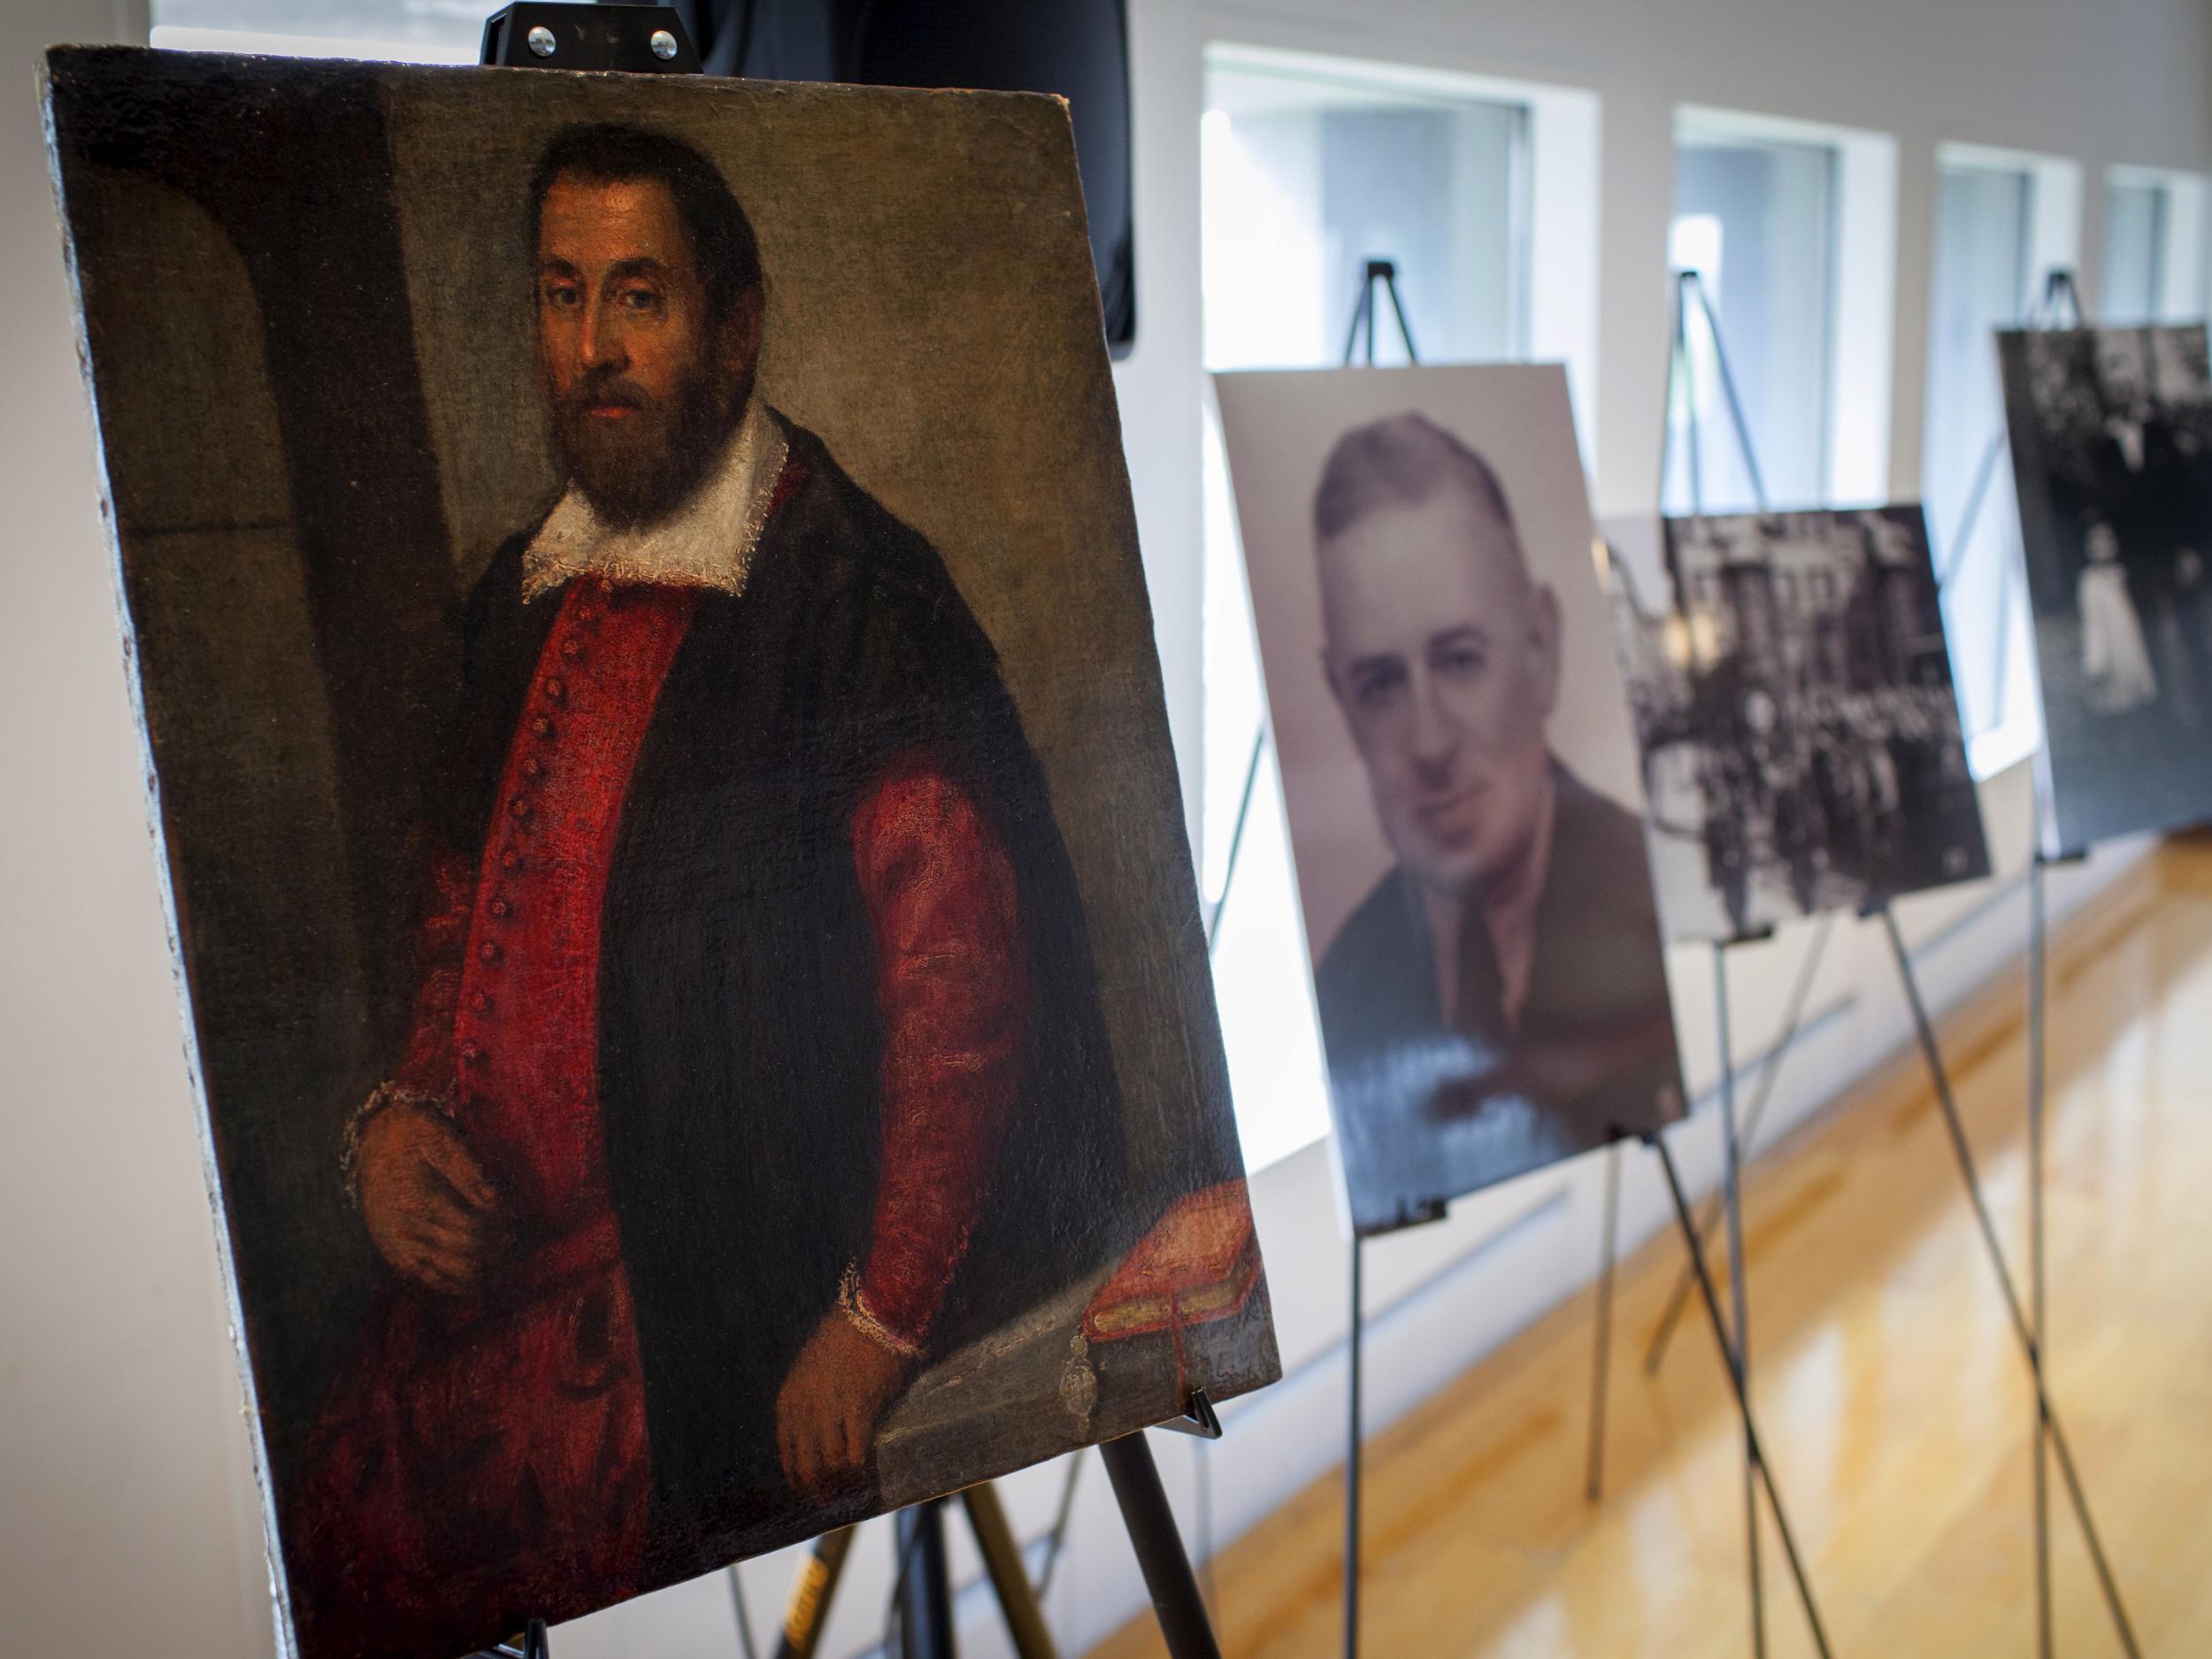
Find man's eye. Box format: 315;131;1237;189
543;286;582;309
1434;645;1486;677
1352;667;1405;709
619;288;664;313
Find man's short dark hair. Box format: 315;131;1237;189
1314;412;1518;541
527;123;763;326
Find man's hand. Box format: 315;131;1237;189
356;1096;503;1295
775;1310;915;1498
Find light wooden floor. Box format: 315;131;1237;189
1092;841;2212;1659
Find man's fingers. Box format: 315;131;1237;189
401;1205;483;1264
777;1417;801;1488
395;1243;467;1295
831;1407;865;1475
789;1411;822;1495
398;1223;483;1293
419;1129;497;1212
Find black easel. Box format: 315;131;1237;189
1335;257;1448;1659
1871;896;2139;1659
1647;266;1838;1659
1205;257;1437;1659
1924;266;2141;1659
1342;256;1420;367
471;11;1231;1657
1586;570;1840;1448
1586;553;1841;1486
1632;911;1835;1381
1642;1128;1833;1659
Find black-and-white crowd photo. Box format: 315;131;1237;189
1616;507;1991;942
2000;323;2212;853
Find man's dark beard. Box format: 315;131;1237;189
549;359;745;528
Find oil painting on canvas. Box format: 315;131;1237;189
45;46;1275;1659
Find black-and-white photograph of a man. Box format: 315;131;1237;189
2001;323;2212;853
1618;508;1990;942
1215;365;1685;1237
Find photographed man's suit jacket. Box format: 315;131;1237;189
1314;764;1679;1234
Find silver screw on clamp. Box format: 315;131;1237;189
526;25;556;57
649;29;679;60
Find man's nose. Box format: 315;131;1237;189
578;297;627;372
1404;672;1460;772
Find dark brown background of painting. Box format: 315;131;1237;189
46;44;1263;1591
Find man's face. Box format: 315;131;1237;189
1321;481;1562;901
535;173;761;526
2097;335;2149;418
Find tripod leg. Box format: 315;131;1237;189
1878;905;2141;1658
728;1562;762;1659
962;1484;1059;1659
2027;857;2053;1659
1650;1136;1835;1659
770;1527;854;1659
1714;948;1766;1659
895;1501;955;1659
1100;1432;1225;1659
1586;1141;1623;1502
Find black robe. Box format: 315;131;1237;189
434;414;1130;1555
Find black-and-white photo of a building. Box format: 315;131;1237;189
1617;508;1991;942
2000;324;2212;854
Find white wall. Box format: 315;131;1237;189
2;2;2208;1658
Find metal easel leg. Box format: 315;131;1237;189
1344;1235;1364;1659
1099;1432;1225;1659
2027;856;2054;1659
727;1560;763;1659
1646;913;1835;1373
1585;1141;1623;1502
894;1501;955;1659
1649;1134;1835;1659
1876;904;2140;1659
1713;945;1767;1659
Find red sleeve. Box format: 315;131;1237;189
391;850;476;1102
845;757;1029;1356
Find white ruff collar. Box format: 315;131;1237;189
521;399;788;602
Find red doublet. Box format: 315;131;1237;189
307;579;695;1629
307;557;1028;1637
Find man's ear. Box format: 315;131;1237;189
718;285;765;378
1531;583;1563;717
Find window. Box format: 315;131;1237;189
1664;108;1898;519
150;0;481;62
1923;145;2081;779
2101;167;2208;326
2103;180;2169;324
1667;132;1836;512
1202;56;1531;372
1198;44;1598;1168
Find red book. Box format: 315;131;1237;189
1084;1179;1263;1341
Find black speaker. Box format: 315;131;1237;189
656;0;1136;358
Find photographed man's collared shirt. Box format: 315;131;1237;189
521;397;790;600
1421;764;1560;1035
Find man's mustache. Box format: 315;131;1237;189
561;370;660;415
